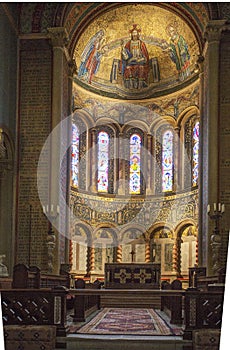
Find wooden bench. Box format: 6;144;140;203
161;279;183;324
71;278;101;322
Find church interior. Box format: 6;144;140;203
0;2;230;349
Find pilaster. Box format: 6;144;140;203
202;20;226;275
46;27;70;274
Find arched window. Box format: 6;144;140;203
192;121;199;187
97;131;109;193
162;130;173;192
130;133;141;194
71;124;79;188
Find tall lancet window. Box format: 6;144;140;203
71;124;79;188
130;133;141;194
162;130;173;192
192;121;199;186
98;131;109;192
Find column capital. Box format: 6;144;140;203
204;20;227;43
196;55;205;74
47;27;69;48
68;59;77;77
147;133;152;140
143;231;151;242
174;126;181;134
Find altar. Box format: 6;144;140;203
104;263;161;289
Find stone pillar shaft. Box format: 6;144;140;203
202;20;226;274
47;27;69;274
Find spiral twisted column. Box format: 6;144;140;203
145;240;151;262
172;239;178;273
86;245;95;276
116;244;122;262
69;239;73;266
89;246;95;272
195;237;199;265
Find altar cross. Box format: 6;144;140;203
130;249;136;262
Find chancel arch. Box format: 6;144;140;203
36;1;226;286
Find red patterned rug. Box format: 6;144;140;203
73;308;182;335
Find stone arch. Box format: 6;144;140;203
174;220;198;276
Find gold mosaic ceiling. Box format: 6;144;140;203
73;3;200;99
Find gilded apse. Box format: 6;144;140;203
73;4;199;98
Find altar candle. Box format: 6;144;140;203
218;203;221;212
192;271;196;288
207;204;210;214
222;204;225;213
213;203;217;212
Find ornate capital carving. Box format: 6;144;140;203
47;27;69;48
204;20;227;43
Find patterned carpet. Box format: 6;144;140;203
70;308;183;336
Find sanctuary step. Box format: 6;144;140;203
60;334;190;350
100;294;161;309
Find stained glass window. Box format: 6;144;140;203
71;124;79;187
98;131;109;192
192;121;199;186
130;133;141;194
162;130;173;192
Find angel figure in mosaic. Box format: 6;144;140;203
78;29;108;84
